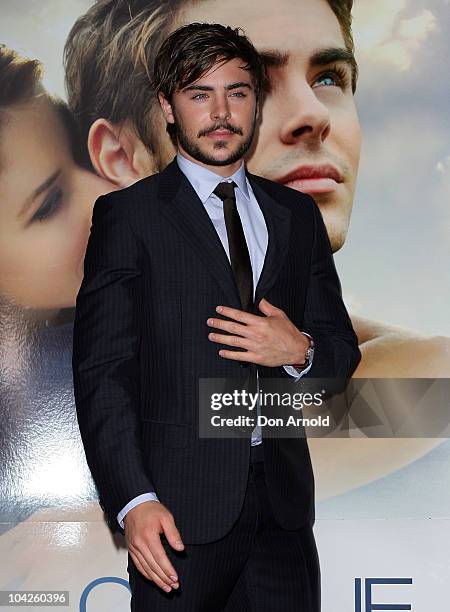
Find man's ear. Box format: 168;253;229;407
87;118;159;188
158;92;175;125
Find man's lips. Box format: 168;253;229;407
276;164;343;194
206;129;234;139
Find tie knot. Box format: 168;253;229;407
213;181;236;202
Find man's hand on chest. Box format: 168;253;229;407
206;297;311;368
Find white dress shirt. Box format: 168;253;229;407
116;152;313;528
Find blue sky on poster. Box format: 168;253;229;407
345;0;450;335
1;0;449;335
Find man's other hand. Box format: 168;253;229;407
124;500;185;592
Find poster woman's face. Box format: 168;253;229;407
0;93;115;310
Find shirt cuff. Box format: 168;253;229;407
282;360;313;382
117;492;160;529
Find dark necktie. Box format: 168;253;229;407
213;181;258;434
213;181;254;314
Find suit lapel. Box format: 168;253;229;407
158;158;241;309
246;173;292;306
157;157;291;309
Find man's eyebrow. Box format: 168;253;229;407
182;82;252;92
260;46;358;89
225;82;252;91
259;49;289;68
309;47;357;71
19;169;62;218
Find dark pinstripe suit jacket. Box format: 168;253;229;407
72;156;360;544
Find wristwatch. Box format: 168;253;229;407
292;331;315;371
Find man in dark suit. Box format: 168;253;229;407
72;22;360;611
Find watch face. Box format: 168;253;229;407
305;346;314;362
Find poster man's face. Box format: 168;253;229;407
161;0;362;251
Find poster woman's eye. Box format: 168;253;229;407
32;187;63;222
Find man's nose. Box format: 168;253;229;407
210;95;231;121
277;81;330;146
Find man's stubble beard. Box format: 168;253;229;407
172;107;257;167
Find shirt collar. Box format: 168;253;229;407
176;151;250;203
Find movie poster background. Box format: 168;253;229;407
1;1;449;610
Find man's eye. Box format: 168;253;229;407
32;188;63;222
192;93;208;100
313;65;350;90
230;91;246;97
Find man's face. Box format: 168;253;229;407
160;0;362;251
158;57;258;171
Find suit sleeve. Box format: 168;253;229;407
300;197;361;381
72;193;156;532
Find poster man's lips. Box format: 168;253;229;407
276;164;343;184
276;164;343;194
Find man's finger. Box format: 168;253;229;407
215;305;256;324
129;547;153;581
161;515;185;552
131;543;176;592
218;349;258;362
257;297;282;314
208;333;252;349
146;547;179;589
144;533;180;585
207;317;251;337
130;550;151;580
148;567;174;593
130;534;175;587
